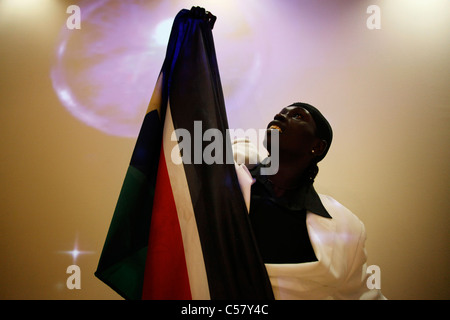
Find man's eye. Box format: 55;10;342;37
292;113;302;119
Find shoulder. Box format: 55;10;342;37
319;193;364;227
313;195;369;283
317;194;366;239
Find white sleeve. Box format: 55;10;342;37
234;163;253;212
231;138;265;212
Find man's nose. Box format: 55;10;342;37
274;113;286;121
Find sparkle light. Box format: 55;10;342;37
58;237;95;264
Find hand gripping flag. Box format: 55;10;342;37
95;7;274;300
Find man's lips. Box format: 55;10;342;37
267;120;285;133
269;124;282;132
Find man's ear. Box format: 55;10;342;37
313;139;327;157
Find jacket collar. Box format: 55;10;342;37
250;162;332;219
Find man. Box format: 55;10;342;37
233;102;385;299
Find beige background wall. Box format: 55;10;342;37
1;0;448;299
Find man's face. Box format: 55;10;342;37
264;106;318;158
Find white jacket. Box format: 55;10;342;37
233;139;386;300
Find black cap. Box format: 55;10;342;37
288;102;333;162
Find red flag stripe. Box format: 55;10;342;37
142;104;210;299
141;144;192;300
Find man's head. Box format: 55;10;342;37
265;102;332;178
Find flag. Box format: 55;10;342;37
95;7;274;300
